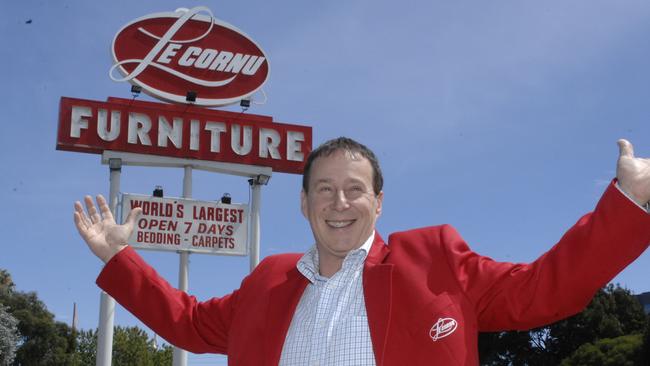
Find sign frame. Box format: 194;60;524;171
121;193;249;256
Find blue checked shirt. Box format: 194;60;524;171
279;234;376;366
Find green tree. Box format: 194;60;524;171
560;334;643;366
150;342;173;366
75;326;172;365
479;284;647;365
641;315;650;365
0;268;78;365
112;326;172;365
0;270;14;293
0;268;171;365
3;291;77;365
0;271;19;366
0;304;19;366
478;330;535;366
544;284;646;363
75;329;97;365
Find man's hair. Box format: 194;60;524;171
302;137;383;195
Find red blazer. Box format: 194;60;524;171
97;182;650;365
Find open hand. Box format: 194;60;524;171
617;139;650;207
73;195;142;263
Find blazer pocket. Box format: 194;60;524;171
407;292;464;365
407;292;456;338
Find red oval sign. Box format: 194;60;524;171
110;7;269;106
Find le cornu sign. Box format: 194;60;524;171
109;6;269;107
56;6;312;174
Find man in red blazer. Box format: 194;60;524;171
74;137;650;365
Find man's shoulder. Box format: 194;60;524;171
253;253;303;275
387;224;459;245
382;224;470;261
241;253;304;290
260;252;303;266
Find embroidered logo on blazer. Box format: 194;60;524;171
429;317;458;341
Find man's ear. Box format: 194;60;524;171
375;191;384;217
300;190;308;218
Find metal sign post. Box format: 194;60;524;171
173;166;192;366
96;158;122;366
249;178;265;271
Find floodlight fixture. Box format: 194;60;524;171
248;174;270;186
153;185;164;197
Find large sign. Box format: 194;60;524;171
56;97;311;174
122;194;248;255
109;6;269;106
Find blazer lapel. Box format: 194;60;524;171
363;233;393;366
264;267;309;366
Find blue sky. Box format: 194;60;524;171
2;1;650;364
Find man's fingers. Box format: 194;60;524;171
96;194;114;222
73;211;92;242
74;201;92;228
84;195;102;224
125;207;142;226
73;211;86;232
617;139;634;159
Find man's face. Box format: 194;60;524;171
301;150;383;267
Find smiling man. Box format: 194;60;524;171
75;137;650;365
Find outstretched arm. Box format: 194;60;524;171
73;195;141;263
440;140;650;331
617;139;650;208
77;195;236;353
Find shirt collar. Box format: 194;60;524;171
297;231;375;283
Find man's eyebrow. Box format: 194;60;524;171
313;178;367;186
345;178;366;185
313;178;333;185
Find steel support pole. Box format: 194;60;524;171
172;166;192;366
96;158;121;366
249;181;262;272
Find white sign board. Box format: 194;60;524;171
121;193;248;255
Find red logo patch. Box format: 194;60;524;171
110;7;269;106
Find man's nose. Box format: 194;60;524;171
332;189;350;211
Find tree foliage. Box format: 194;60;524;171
76;326;172;365
479;283;648;365
0;269;79;365
560;334;643;366
75;329;97;365
0;270;14;293
641;315;650;365
0;304;19;366
0;268;171;365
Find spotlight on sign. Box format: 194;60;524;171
130;85;142;96
186;91;197;103
240;99;251;108
153;185;164;197
249;174;270;186
221;193;232;204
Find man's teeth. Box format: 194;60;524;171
327;220;354;228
